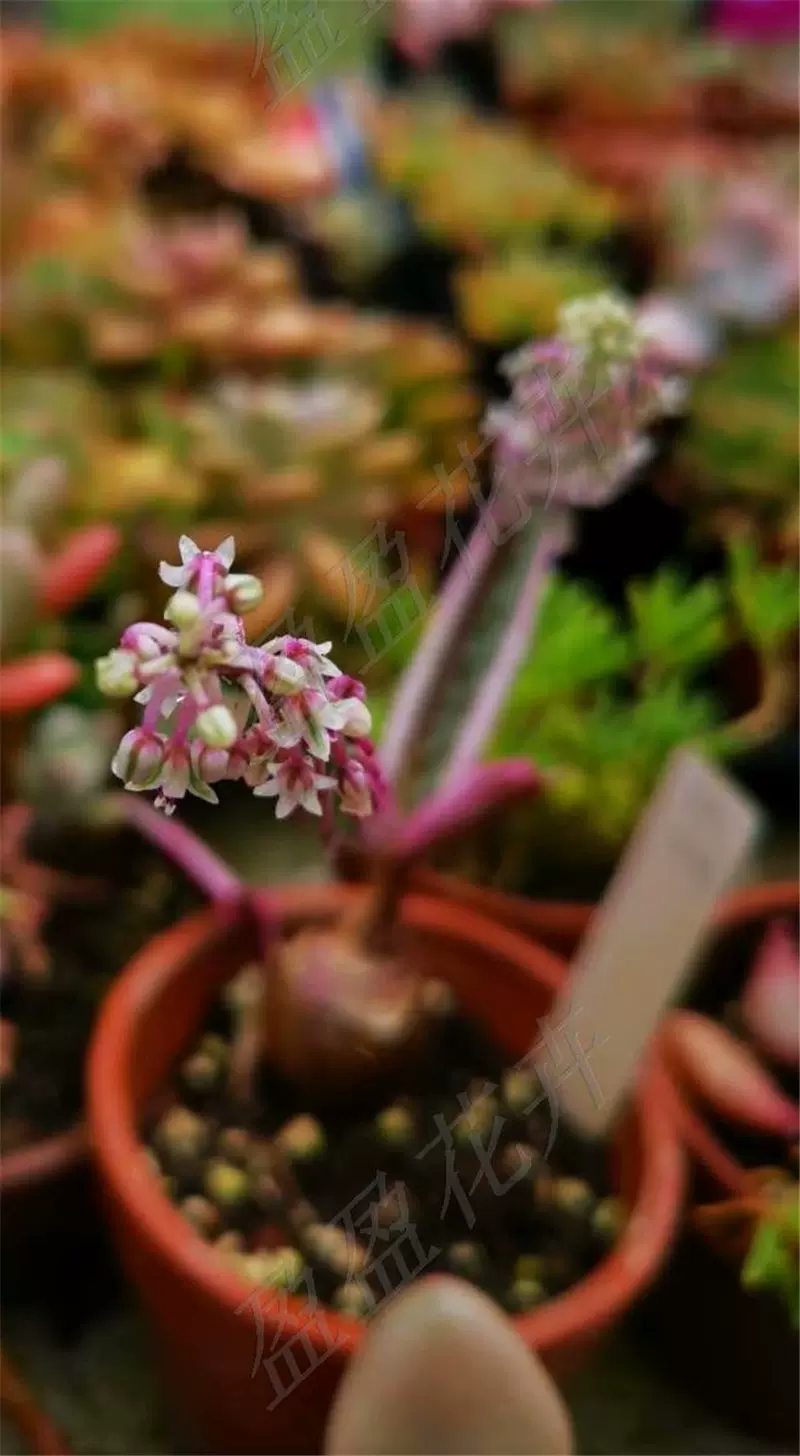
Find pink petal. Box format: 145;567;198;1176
741;919;800;1067
663;1011;799;1138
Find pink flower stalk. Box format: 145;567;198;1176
96;535;384;821
484;293;680;516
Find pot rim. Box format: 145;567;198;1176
87;885;685;1360
669;878;800;1199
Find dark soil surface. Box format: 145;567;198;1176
1;806;199;1150
146;973;622;1320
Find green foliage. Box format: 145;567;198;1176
499;578;629;716
628;570;727;681
742;1190;800;1326
490;563;748;858
728;538;800;658
681;332;799;511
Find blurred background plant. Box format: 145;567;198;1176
675;330;799;552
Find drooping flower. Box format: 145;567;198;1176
97;535;384;821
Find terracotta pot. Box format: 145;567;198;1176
88;886;684;1455
645;879;800;1447
411;867;594;959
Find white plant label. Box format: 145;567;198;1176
537;748;761;1138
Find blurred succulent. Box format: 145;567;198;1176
20;703;120;806
679;331;799;532
123;317;479;654
666;162;799;329
456;251;612;345
3;200;316;372
0;465;120;751
0;804;104;982
374;97;620;254
494;7;695;125
1;23;331;204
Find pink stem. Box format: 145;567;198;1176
122;795;243;905
368;761;541;862
143;674;179;732
442;518;564;786
379;522;497;789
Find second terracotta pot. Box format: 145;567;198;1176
88;884;684;1455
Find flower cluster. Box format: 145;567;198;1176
96;536;385;820
485;291;680;512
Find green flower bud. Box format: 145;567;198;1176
224;573;264;613
96;649;138;698
165;590;201;629
196;704;238;749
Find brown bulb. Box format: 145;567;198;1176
261;927;426;1101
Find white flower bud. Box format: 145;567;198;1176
269;656;306;694
224;573;263;613
196;704;238;749
340;698;372;738
96;649;138;698
164;590;201;629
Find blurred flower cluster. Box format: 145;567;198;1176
486;293;678;509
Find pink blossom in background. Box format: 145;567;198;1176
710;0;799;41
392;0;552;65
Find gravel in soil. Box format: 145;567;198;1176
146;967;624;1320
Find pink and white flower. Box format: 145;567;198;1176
97;535;385;823
253;755;337;819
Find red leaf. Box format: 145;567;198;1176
39;524;120;616
741;919;800;1067
663;1010;799;1138
0;653;79;715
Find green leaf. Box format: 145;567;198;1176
628;569;727;679
728;538;800;656
504;577;628;709
742;1197;800;1326
682;332;799;505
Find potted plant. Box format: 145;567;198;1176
675;329;799;552
0;456;121;795
646;885;799;1446
87;295;685;1453
372;96;622;259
